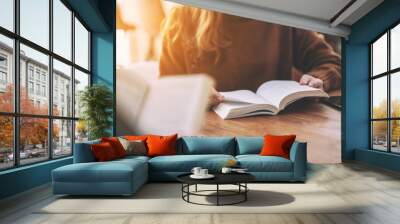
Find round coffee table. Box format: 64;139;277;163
177;173;255;206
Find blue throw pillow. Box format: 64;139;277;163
180;136;236;155
236;137;264;155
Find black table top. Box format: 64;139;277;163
177;172;255;185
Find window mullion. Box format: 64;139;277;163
388;30;391;153
370;45;375;150
48;0;54;160
13;0;21;167
71;10;76;155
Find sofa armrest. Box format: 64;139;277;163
73;140;100;163
289;141;307;181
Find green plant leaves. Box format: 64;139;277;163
79;84;113;140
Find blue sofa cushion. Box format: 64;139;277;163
53;159;147;183
117;155;150;163
179;136;236;155
236;137;264;155
73;139;101;163
236;155;293;172
149;154;235;172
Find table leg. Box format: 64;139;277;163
181;184;183;199
217;184;219;206
245;183;247;201
187;184;190;202
195;184;198;192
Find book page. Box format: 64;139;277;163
116;68;150;135
213;101;277;119
213;102;249;119
220;90;267;104
136;74;214;136
256;80;327;108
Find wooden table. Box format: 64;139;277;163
197;99;341;164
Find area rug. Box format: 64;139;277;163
37;183;361;214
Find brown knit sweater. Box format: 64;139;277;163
159;7;341;92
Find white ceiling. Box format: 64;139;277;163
168;0;384;37
227;0;352;22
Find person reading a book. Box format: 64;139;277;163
159;6;341;106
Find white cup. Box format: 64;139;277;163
191;167;202;176
200;169;208;176
221;167;232;174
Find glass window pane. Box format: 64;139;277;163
372;76;387;119
391;120;400;153
53;119;72;157
0;35;14;112
0;0;14;31
372;33;387;76
53;59;72;117
74;18;89;70
0;116;14;170
74;69;89;117
20;0;49;49
20;117;49;165
372;121;388;151
53;0;72;60
391;72;400;118
75;120;88;143
20;44;49;115
391;24;400;70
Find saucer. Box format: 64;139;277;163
190;174;215;179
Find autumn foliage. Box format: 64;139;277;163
372;99;400;141
0;85;59;151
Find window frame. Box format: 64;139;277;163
370;20;400;154
0;0;92;171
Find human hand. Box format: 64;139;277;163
300;74;323;89
209;88;224;107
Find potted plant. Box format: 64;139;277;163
79;84;113;140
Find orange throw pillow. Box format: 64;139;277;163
260;134;296;159
101;137;127;158
146;134;178;157
91;142;117;161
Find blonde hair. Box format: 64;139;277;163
162;6;232;63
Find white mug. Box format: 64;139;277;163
200;169;208;176
221;167;232;174
191;167;202;176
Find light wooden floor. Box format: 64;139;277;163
1;162;400;224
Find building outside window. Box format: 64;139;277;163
35;83;40;95
0;71;7;86
54;89;58;104
0;71;6;83
0;0;91;170
35;70;40;81
0;54;7;67
41;85;46;97
41;73;46;82
28;66;34;80
0;54;7;90
28;81;34;94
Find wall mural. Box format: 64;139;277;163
116;0;342;163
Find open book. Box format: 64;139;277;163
117;66;214;135
213;80;329;119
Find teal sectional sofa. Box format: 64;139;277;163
52;136;307;196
